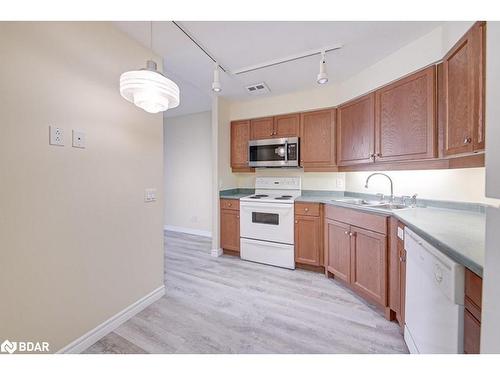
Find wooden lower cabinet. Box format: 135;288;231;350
325;219;351;283
464;268;483;354
350;226;387;306
294;202;323;268
220;199;240;254
464;309;481;354
388;219;406;326
324;206;388;308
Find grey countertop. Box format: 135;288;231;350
298;194;486;276
220;189;486;276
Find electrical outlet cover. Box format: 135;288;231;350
72;130;86;148
49;126;64;146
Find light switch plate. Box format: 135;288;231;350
72;130;86;148
144;188;157;203
49;126;64;146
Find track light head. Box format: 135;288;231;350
212;64;222;93
317;52;329;85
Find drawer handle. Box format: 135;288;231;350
464;136;472;144
228;203;232;207
304;208;309;212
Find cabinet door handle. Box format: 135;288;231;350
463;136;472;144
228;202;232;207
295;220;298;224
344;231;349;235
349;232;355;237
236;215;240;219
304;208;309;212
376;153;382;157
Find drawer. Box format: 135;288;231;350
465;268;482;309
295;202;320;217
220;198;240;211
325;204;388;235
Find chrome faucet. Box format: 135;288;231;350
365;173;394;202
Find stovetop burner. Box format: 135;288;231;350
274;195;293;200
249;194;269;199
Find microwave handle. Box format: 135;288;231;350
284;140;288;162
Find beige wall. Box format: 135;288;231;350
164;111;212;234
346;168;499;205
0;22;164;352
217;97;238;190
223;22;497;204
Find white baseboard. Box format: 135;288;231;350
211;248;223;257
164;225;212;238
57;285;165;354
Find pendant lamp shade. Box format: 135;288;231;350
120;60;180;114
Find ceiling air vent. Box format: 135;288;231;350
245;82;271;95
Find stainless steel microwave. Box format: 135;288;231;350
248;137;299;167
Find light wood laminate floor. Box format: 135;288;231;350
84;231;408;354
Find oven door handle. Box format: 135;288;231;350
284;140;288;163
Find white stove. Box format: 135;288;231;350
239;177;301;269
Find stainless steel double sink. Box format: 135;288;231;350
333;198;407;210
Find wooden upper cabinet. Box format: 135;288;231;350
350;226;387;307
274;113;300;138
324;218;351;283
375;66;436;162
300;109;336;169
442;21;485;156
250;117;274;140
231;120;251;169
337;93;375;166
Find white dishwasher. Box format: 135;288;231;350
404;227;465;354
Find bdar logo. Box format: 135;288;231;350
1;340;17;354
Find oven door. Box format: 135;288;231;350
240;202;294;244
248;137;299;167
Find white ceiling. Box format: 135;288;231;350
114;21;443;118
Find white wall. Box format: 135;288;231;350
164;111;212;234
0;22;164;352
345;168;498;205
481;21;500;353
218;97;238;190
221;22;494;204
237;169;345;191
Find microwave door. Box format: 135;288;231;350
248;137;299;167
249;143;287;167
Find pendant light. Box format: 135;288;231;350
317;51;329;85
120;22;180;114
212;63;222;93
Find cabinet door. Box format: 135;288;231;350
231;120;250;169
300;109;336;168
274;113;299;138
443;21;485;156
337;93;375;166
375;66;436;162
324;218;351;283
250;117;274;140
464;309;481;354
350;225;387;306
220;209;240;252
295;215;322;266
